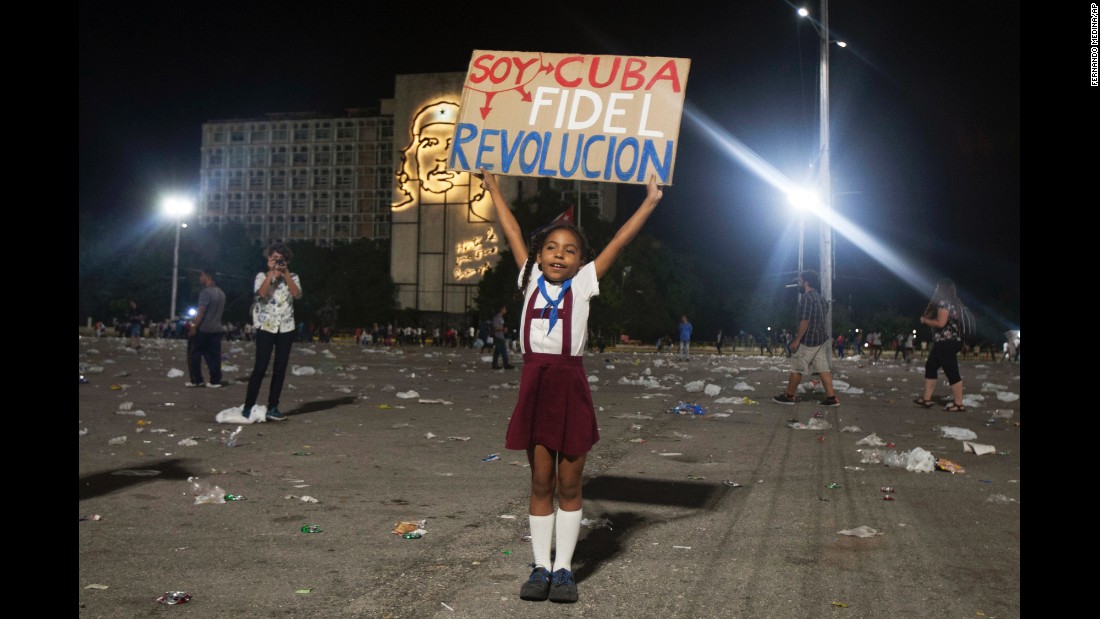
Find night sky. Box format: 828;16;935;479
79;0;1021;325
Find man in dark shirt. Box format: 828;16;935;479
772;270;840;406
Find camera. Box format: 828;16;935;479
275;259;286;267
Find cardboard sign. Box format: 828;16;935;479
449;50;690;185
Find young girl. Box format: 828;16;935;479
480;170;663;604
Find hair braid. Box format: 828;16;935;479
519;246;537;291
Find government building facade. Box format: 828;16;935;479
198;72;616;325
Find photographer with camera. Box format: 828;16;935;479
239;242;302;421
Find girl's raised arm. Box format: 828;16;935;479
593;174;664;279
480;170;529;270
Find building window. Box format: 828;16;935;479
211;127;226;143
293;123;310;141
250;147;267;167
270;169;286;190
249;124;268;142
272;124;288;141
207;148;224;167
314;121;331;140
291;169;309;190
229;147;246;168
292;146;309;166
230;128;245;143
270;146;287;166
314;145;331;166
312;169;330;188
335;145;355;165
228;171;244;190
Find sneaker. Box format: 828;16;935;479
184;382;203;388
504;365;515;370
205;382;222;389
265;407;287;421
548;568;578;603
519;566;551;601
491;365;501;370
820;395;841;407
772;393;796;405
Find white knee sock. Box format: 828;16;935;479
552;507;582;573
529;513;555;571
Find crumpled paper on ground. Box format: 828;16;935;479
837;525;881;538
790;418;832;430
962;441;995;455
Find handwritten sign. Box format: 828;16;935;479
449;50;690;185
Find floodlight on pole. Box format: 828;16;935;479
161;195;194;322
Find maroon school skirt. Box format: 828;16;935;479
504;352;599;456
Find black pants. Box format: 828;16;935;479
188;331;223;385
245;330;295;409
925;339;963;385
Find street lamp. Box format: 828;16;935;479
799;1;846;344
162;195;194;322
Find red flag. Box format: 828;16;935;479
550;205;574;225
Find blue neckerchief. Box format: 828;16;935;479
537;275;572;334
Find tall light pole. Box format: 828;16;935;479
800;1;843;345
817;0;834;345
162;196;194;321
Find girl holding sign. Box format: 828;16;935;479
480;169;663;603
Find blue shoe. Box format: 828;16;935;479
265;407;287;421
548;568;578;603
519;566;551;601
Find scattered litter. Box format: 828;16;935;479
990;409;1015;419
226;426;243;448
156;591;192;605
177;438;199;447
419;398;452;404
284;495;319;503
189;476;226;504
831;601;849;608
669;401;705;415
939;426;978;441
84;583;109;589
108;435;127;445
856;433;886;446
837;525;881;538
215;404;268;425
396;390;420;399
840;426;862;433
499;514;517;519
703;384;721;396
447;436;471;441
685;380;705;393
722;480;742;487
296;589;313;595
986;494;1017;503
732;381;755;391
581;517;613;530
657;452;682;457
291;365;317;376
790;418;832;430
963;441;996;456
441;602;454;611
481;453;500;462
166;369;185;378
672;545;692;549
392;520;427;536
80;514;103;521
936;458;966;474
425;432;436;439
300;525;323;533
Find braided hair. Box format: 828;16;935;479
518;222;593;291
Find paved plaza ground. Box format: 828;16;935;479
79;335;1021;618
